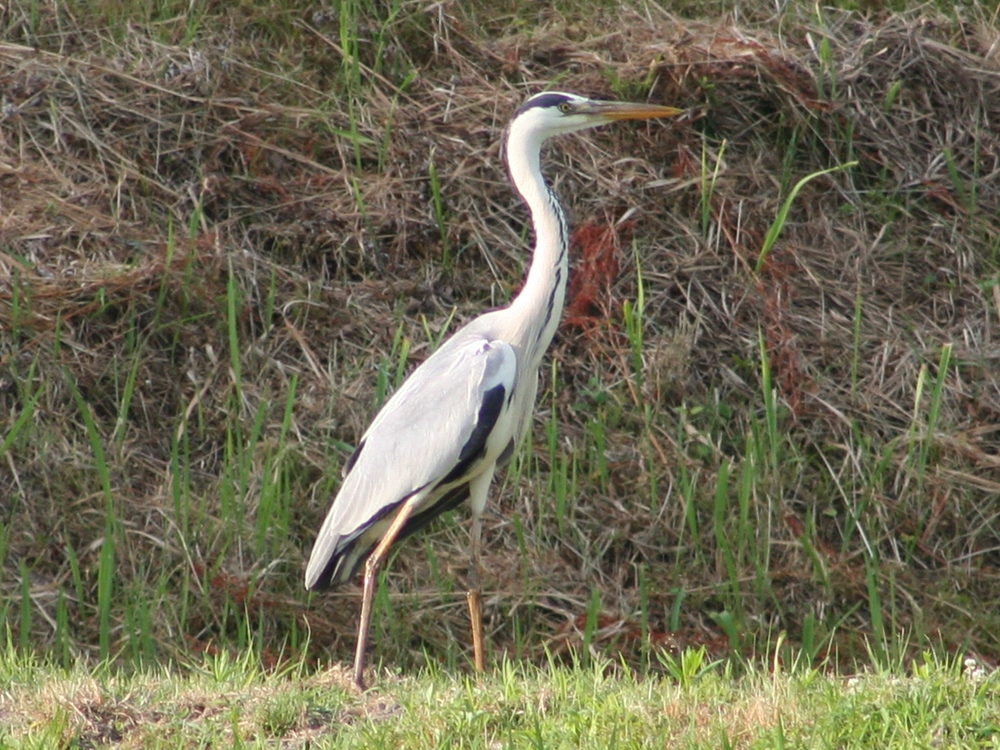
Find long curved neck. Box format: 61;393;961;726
505;127;570;369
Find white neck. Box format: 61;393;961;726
504;124;570;370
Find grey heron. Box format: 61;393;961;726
305;91;682;690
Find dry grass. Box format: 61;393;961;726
2;1;999;677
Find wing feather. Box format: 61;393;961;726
305;324;518;590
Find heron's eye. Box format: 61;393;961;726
558;102;572;113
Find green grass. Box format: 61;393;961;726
1;642;997;748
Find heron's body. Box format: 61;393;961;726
305;313;534;587
305;92;680;690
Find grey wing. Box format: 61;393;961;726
304;331;518;590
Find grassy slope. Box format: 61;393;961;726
2;0;1000;709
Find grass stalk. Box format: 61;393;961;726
111;307;143;445
700;138;728;238
755;161;858;274
429;150;451;270
713;459;742;613
0;369;41;460
581;586;601;668
757;329;779;470
851;285;864;397
18;560;31;653
65;367;117;661
226;256;244;409
622;249;647;392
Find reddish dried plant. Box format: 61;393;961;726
565;219;634;333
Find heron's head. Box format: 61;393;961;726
511;91;682;141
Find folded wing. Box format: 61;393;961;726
305;329;518;590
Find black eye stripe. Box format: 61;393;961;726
517;92;573;115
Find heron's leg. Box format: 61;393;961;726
353;494;422;692
466;470;493;673
467;510;485;673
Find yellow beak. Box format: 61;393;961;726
579;100;684;121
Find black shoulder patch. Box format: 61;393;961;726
440;382;506;486
517;92;572;116
460;383;506;465
343;438;366;477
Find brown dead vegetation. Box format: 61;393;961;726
1;2;999;675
